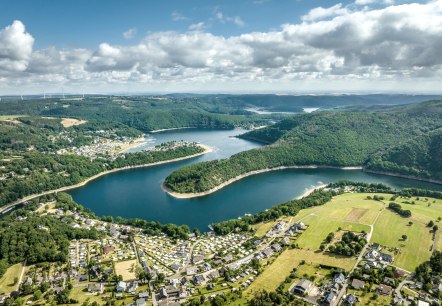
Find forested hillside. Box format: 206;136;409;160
366;128;442;181
165;101;442;194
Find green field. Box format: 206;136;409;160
0;263;23;294
244;192;442;298
0;115;26;120
371;196;442;271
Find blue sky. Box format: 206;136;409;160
0;0;440;94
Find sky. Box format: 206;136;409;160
0;0;440;95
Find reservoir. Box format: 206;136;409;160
68;128;442;231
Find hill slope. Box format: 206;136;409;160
366;128;442;181
164;101;442;194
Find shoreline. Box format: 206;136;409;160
363;169;442;185
149;127;195;133
0;144;212;214
296;184;328;199
162;165;362;199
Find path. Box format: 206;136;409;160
333;204;386;305
16;259;27;291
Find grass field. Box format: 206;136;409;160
371;196;442;271
60;118;87;128
0;263;22;294
0;115;26;120
244;248;355;297
252;221;277;237
69;286;104;305
114;260;138;281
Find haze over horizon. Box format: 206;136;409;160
1;0;441;95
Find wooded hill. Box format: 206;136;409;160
164;100;442;193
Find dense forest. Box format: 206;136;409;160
165;100;442;194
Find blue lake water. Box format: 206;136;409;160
68;128;442;231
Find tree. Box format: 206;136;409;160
433;225;439;232
157;273;165;285
408;221;413;226
428;220;435;227
402;235;407;241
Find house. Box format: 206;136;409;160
159;287;168;298
116;281;127;292
323;291;336;305
293;222;306;230
128;281;138;294
418;301;430;306
186;266;198;276
165;285;180;297
378;284;393;295
372;243;381;250
170;262;181;271
88;282;104;293
292;279;312;295
136;298;147;306
379;252;394;263
344;294;356;305
365;249;379;260
351;278;365;290
208;270;220;279
138;291;149;298
262;247;274;258
281;237;291;245
193;274;205;286
333;273;346;285
223;254;234;263
202;262;212;271
192;255;205;265
271;243;282;252
78;274;88;282
103;246;113;255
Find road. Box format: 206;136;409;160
16;259;27;291
333;205;385;306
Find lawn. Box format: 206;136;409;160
252;221;276;238
244;248;355;297
0;115;26;120
69;286;104;305
372;207;434;271
114;260;138;281
0;263;22;294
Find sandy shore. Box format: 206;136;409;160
0;144;212;214
149;127;195;133
163;165;362;199
118;136;147;153
296;184;327;199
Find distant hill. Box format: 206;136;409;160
164;100;442;194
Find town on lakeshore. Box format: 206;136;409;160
0;182;441;306
2;0;442;304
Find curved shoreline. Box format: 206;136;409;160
162;165;363;199
363;169;442;185
0;144;212;214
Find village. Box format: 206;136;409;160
2;191;441;306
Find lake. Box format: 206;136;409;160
68;128;442;231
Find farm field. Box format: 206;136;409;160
245;192;442;299
0;263;23;294
371;196;442;271
244;248;355;297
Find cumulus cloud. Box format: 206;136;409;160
302;4;348;21
1;1;442;93
171;11;189;21
0;20;34;71
123;28;137;39
355;0;395;5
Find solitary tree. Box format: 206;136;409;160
402;234;407;241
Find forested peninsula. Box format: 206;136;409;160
164;100;442;196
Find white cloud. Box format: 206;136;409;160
0;20;34;71
123;28;137;39
355;0;395;5
2;1;442;93
188;22;207;31
302;4;348;21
